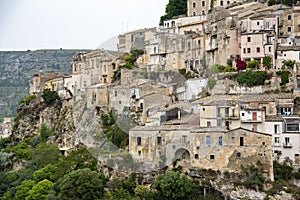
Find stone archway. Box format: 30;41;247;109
175;148;190;160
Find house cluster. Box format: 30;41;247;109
25;0;300;179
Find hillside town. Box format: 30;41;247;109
2;0;300;183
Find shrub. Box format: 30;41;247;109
246;60;260;69
236;70;267;87
276;70;290;86
41;89;59;106
263;56;272;69
208;78;217;89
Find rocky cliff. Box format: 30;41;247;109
13;99;76;149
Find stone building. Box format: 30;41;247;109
196;93;299;166
240;30;276;68
118;28;157;53
0;117;14;139
129;125;273;180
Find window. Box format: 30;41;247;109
274;124;279;134
138;151;141;156
267;36;272;44
274;137;280;144
257;47;260;53
195;154;199;159
202;108;205;111
83;81;87;87
284;137;290;145
207;121;211;128
137;137;141;145
287;15;292;20
269;47;272;52
225;121;230;129
218;137;223;146
119;101;121;104
193;2;196;8
202;10;205;15
198;40;201;48
210;155;215;160
157;137;162;145
193;12;196;16
247;48;251;53
266;21;270;29
206;136;211;145
236;152;241;158
182;135;187;143
227;1;230;4
242;112;245;117
220;0;223;6
188;42;191;50
247;37;251;42
243;48;246;54
154;47;157;54
257;21;260;26
287;26;292;32
217;119;221;126
240;137;244;146
114;91;118;96
231;137;235;143
225;107;229;117
202;1;205;6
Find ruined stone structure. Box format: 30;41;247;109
129;126;274;180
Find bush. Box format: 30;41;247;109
19;95;36;106
41;89;60;106
39;123;54;142
276;70;290;86
246;60;260;69
208;78;217;89
237;70;267;87
263;56;272;69
154;171;200;200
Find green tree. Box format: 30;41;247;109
33;164;58;182
236;70;267;87
273;161;294;181
160;0;187;25
39;123;54;142
41;89;60;106
276;70;290;86
246;60;260;69
282;60;296;69
153;171;199;200
26;179;53;200
263;56;272;69
51;147;97;181
208;78;217;89
31;143;62;169
14;180;36;200
56;168;105;200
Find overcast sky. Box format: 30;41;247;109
0;0;168;51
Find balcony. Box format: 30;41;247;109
283;143;292;148
225;114;239;120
